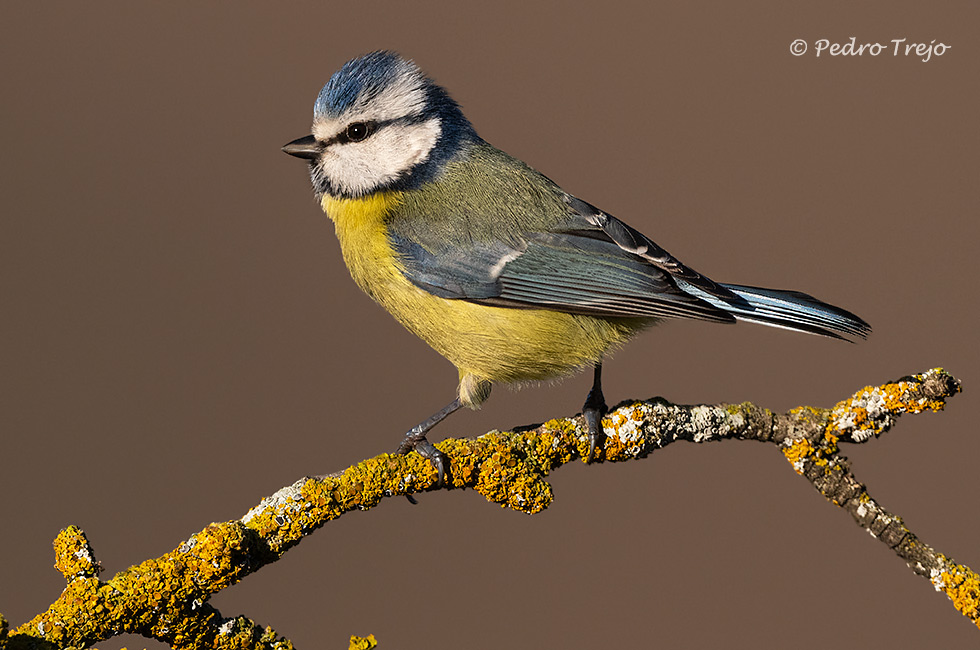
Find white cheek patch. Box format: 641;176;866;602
318;118;441;196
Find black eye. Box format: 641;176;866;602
345;122;371;142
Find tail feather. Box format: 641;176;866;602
678;281;871;341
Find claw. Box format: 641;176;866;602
412;439;447;486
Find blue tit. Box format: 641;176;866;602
283;51;870;479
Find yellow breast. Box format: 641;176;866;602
320;192;648;392
321;192;406;299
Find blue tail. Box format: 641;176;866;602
679;282;871;341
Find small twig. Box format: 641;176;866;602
1;369;973;649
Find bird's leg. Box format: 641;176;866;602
397;397;463;486
582;361;608;462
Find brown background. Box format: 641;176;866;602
2;2;978;648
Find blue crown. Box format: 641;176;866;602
315;51;412;118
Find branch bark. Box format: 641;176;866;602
1;369;974;649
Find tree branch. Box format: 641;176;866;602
1;368;974;648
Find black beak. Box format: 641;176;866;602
282;135;321;159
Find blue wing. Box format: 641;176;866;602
390;193;736;322
389;189;870;339
393;227;736;322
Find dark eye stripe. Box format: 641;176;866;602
336;121;373;144
323;115;427;147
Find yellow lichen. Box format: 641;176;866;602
349;634;378;650
828;371;954;442
470;432;554;513
937;562;980;627
781;438;813;474
788;405;824;421
601;413;634;461
53;526;100;581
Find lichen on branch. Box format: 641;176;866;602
1;369;974;649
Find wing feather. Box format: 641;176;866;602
391;227;735;322
385;146;867;340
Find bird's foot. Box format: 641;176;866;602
395;397;464;503
582;405;607;463
581;363;608;463
581;388;608;463
397;433;447;487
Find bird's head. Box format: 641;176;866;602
283;51;478;199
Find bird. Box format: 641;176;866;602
282;51;870;481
